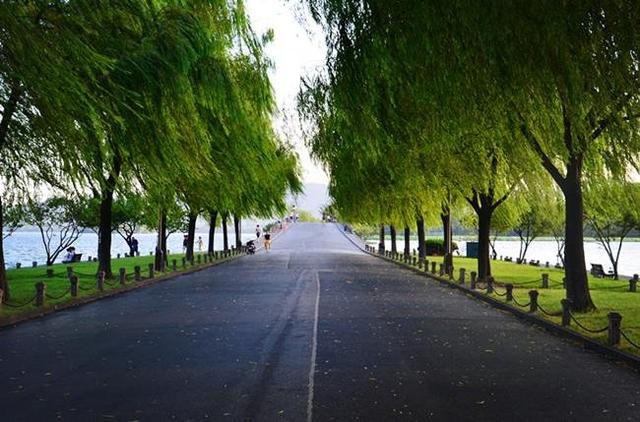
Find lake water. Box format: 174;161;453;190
366;238;640;277
3;231;256;268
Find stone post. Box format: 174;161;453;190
438;263;444;276
182;257;187;269
70;275;78;297
134;266;141;282
35;282;45;307
528;290;538;313
561;299;571;326
505;284;513;302
66;266;74;280
424;260;429;272
119;268;126;286
541;273;549;289
172;259;177;272
197;254;202;265
46;268;54;278
215;251;220;260
412;257;417;266
629;274;638;292
607;312;622;346
470;271;477;289
97;271;105;292
459;268;466;284
148;263;154;279
431;261;437;274
418;259;423;270
486;276;494;294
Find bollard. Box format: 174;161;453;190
182;257;187;269
148;263;154;279
418;259;423;269
172;259;177;271
431;261;437;274
134;265;141;281
68;276;78;299
16;262;21;269
438;263;444;276
561;299;571;326
412;257;417;266
119;268;126;286
88;256;92;262
97;271;105;292
486;276;494;294
32;261;37;268
528;290;539;313
542;273;549;289
424;260;429;272
505;284;513;301
35;282;46;307
630;274;638;292
197;254;202;265
66;266;74;280
607;312;622;346
459;268;466;285
117;253;121;259
470;271;477;289
46;268;54;278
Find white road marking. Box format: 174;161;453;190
307;271;320;422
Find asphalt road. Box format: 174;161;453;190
1;223;639;421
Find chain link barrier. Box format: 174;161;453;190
620;330;640;350
3;294;37;308
569;313;608;334
45;288;71;301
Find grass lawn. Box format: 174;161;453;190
411;255;640;355
0;251;232;320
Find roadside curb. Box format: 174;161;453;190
336;224;640;371
0;253;245;330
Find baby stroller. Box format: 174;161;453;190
246;240;256;255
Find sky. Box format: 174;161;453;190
245;0;329;185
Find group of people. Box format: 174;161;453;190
182;235;205;253
255;224;272;251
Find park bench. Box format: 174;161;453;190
590;263;615;279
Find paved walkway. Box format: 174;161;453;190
1;223;639;421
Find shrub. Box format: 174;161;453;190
424;239;459;256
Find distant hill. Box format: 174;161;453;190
288;183;329;218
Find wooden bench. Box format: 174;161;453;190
590;263;614;278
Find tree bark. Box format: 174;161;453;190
416;216;426;263
441;205;453;274
562;163;594;311
208;210;217;254
389;225;397;254
97;187;115;278
154;209;167;271
222;213;229;252
186;212;197;261
477;207;492;281
0;196;8;300
404;226;410;259
378;224;385;253
234;214;242;248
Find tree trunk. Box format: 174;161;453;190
186;212;197;261
441;206;453;274
154;209;167;271
0;196;8;300
477;207;492;281
562;165;594;311
389;225;397;254
416;216;425;264
234;214;242;248
97;187;115;279
378;224;385;253
208;210;217;254
403;226;410;258
222;213;229;252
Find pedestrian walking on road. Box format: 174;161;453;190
256;224;261;239
197;236;204;252
264;231;272;251
182;235;188;253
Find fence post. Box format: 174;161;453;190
119;268;126;286
66;266;74;280
486;276;494;294
630;274;638;292
46;268;54;278
182;257;187;269
505;284;513;301
70;275;78;297
35;282;45;307
470;271;477;289
438;263;444;276
418;259;423;269
607;312;622;346
541;273;549;289
412;257;417;266
459;268;466;284
424;260;429;272
148;263;154;279
32;261;37;268
431;262;437;274
215;251;220;260
172;259;177;272
528;290;538;313
134;266;141;281
561;299;571;326
97;271;105;292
